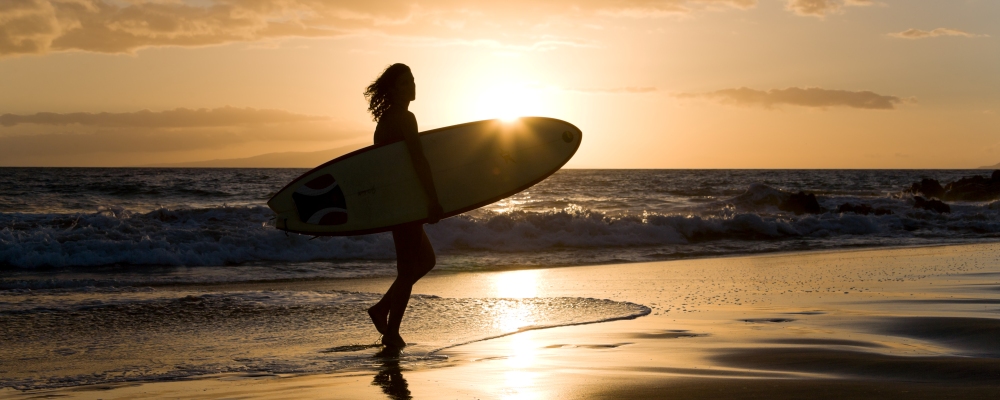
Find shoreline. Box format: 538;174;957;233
17;238;979;294
160;238;1000;293
5;241;1000;398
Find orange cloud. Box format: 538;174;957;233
569;86;658;93
0;0;343;56
0;117;358;166
597;0;757;17
677;87;906;110
889;28;988;39
0;0;759;56
785;0;871;17
0;106;352;165
0;107;326;128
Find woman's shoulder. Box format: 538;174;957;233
381;109;416;129
374;109;417;144
379;108;415;122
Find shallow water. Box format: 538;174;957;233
0;287;648;390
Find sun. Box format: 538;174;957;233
476;84;544;122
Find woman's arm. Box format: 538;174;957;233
401;114;443;223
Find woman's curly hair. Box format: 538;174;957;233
364;63;411;122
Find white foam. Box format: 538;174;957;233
3;184;1000;272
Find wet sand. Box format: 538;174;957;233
6;243;1000;399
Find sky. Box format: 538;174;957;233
0;0;997;168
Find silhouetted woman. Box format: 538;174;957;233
364;63;443;348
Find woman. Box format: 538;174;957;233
363;63;443;349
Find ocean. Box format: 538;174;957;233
2;168;1000;287
3;168;1000;389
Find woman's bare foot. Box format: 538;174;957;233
381;333;406;349
368;305;389;335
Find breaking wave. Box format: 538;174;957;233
3;182;1000;271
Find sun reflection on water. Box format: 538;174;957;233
493;269;540;298
492;270;540;331
491;270;545;399
489;195;529;214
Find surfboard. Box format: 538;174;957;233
267;117;582;236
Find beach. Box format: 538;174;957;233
5;242;1000;399
4;0;997;396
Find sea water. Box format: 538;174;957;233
3;168;999;285
2;168;999;389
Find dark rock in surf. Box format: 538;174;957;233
154;209;178;222
837;203;893;216
874;207;894;216
941;170;1000;201
908;178;945;199
913;196;951;213
728;184;823;214
729;183;786;208
780;192;822;215
907;171;1000;202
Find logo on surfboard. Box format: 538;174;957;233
292;174;348;226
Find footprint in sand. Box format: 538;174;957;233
544;342;634;349
740;318;796;324
625;330;708;339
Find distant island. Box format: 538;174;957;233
980;162;1000;169
138;144;365;168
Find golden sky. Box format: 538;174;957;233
1;0;997;168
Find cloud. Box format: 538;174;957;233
785;0;871;17
0;106;359;166
676;87;907;110
889;28;988;39
0;107;326;128
597;0;757;17
568;86;658;94
1;0;343;56
386;35;595;52
0;118;362;166
1;1;759;56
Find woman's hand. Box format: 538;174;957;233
427;202;443;224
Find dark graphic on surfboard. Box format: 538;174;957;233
291;174;348;226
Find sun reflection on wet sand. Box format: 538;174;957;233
491;270;542;331
500;331;542;400
488;270;547;399
493;269;541;298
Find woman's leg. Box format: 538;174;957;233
386;225;435;336
369;224;435;346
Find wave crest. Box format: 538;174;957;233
3;192;1000;269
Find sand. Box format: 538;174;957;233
4;242;1000;399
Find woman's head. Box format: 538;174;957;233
364;63;415;122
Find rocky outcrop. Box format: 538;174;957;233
908;171;1000;202
913;196;950;213
941;170;1000;201
728;184;823;215
837;203;893;216
780;192;822;215
908;178;945;199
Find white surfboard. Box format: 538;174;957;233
267;117;581;236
